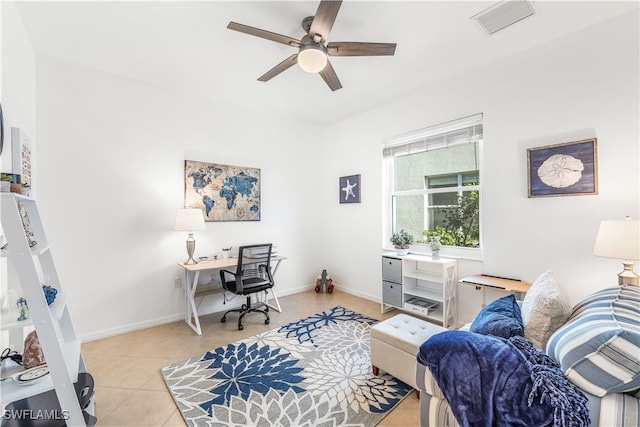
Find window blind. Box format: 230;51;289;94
383;113;483;158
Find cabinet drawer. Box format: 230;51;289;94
382;280;402;307
382;256;402;283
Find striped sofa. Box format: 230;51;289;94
547;285;640;425
416;285;640;426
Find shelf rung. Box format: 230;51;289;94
0;338;81;404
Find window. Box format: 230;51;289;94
383;114;483;249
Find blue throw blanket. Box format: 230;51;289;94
418;331;590;427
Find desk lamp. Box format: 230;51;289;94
174;208;205;265
593;216;640;286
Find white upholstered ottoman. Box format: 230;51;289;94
371;313;447;391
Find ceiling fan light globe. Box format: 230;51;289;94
298;47;327;73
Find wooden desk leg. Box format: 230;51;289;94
185;270;202;335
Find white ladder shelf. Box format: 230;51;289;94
1;193;91;426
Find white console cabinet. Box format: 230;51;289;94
381;253;457;328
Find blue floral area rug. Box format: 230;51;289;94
161;306;412;426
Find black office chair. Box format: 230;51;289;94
220;243;275;330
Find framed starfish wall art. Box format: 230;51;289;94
527;138;598;198
339;174;361;204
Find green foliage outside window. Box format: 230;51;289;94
421;190;479;248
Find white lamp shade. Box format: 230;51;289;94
298;47;327;73
593;217;640;260
174;208;205;231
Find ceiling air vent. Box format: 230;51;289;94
471;0;535;35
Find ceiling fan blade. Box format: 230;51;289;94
309;0;343;43
227;22;301;48
257;54;299;82
327;42;397;57
318;60;342;91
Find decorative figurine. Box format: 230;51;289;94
315;269;334;294
430;236;442;260
42;285;58;305
16;297;29;321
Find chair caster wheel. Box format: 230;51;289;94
238;324;244;330
265;318;270;324
315;286;320;293
221;317;226;323
328;286;334;294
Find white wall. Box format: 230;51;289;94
31;57;327;339
3;7;638;337
320;10;639;323
0;1;37;344
0;1;36;172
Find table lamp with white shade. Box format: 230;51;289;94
174;208;205;265
593;216;640;286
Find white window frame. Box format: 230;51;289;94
383;114;484;260
423;172;480;233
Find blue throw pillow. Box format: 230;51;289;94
470;294;524;339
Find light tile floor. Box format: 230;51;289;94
82;290;420;426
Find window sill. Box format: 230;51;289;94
404;243;484;262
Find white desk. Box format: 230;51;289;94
178;255;285;335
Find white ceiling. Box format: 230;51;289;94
14;1;639;126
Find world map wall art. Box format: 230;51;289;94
184;160;261;221
527;138;598;198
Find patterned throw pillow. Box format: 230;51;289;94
520;270;572;349
546;285;640;397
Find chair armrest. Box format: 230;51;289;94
219;269;239;284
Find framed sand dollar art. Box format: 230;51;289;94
527;138;598;198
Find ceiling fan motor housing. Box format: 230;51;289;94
298;38;328;73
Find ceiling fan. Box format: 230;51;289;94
227;0;396;91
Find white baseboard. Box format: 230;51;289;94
79;313;184;342
78;285;382;342
334;285;380;304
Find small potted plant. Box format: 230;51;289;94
390;229;413;256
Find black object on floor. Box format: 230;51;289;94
1;372;96;427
